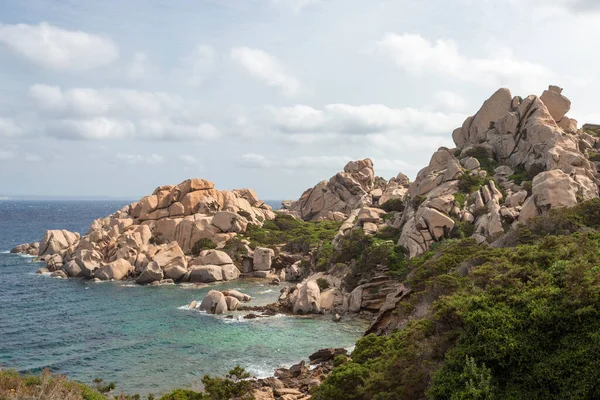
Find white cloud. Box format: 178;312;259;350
434;91;467;111
377;33;555;91
29;84;183;117
231;47;301;96
0;117;27;137
47;118;136;140
116;153;164;165
138;118;220;141
0;22;118;71
266;103;465;135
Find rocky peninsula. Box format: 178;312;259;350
11;84;600;399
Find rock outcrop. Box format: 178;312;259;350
192;289;252;315
15;178;275;284
397;85;599;257
286;159;376;221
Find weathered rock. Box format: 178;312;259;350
221;264;241;281
540;86;571;122
292;280;321;314
136;261;164;284
39;229;79;257
222;290;252;302
199;290;228;314
194;250;233;266
253;247;275;271
225;296;240;311
50;270;68;279
211;211;247;233
94;259;133;281
63;260;84;278
288;159;375;221
153;243;188;281
188;265;223;283
36;267;49;274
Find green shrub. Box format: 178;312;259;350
149;234;169;246
463;147;498;175
316;278;330;291
221;238;248;263
380;198;405;213
243;214;341;252
374;226;401;242
454;193;467;208
314;199;600;400
458;173;485;194
450;221;475;239
191;238;217;256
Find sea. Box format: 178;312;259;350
0;200;366;396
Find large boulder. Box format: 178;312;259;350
63;260;84;278
39;229;79;257
222;290;252;302
94;259;134;281
74;249;104;278
188;265;223;283
540;85;571;122
221;264;241;281
225;296;240;311
136;261;164;285
292;280;321;314
193;250;233;266
253;247;275;271
152;243;188;281
211;212;247;233
199;290;228;314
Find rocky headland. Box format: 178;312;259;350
12;85;600;399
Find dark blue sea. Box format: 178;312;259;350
0;200;364;396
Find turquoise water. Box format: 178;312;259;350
0;201;365;396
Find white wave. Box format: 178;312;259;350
257;289;275;294
0;250;9;254
245;365;274;379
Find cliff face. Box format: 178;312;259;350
397;85;599;257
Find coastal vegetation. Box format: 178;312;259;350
313;199;600;399
0;366;254;400
242;213;342;253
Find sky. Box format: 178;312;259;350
1;0;599;200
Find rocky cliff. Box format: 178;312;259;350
21;179;277;284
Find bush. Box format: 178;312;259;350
221;238;248;263
380;198;405;213
243;214;341;253
458;173;485;194
374;226;401;242
463;147;499;175
149;234;169;246
314;200;600;400
191;238;216;256
454;193;467;208
316;278;330;291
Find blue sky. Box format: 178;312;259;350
1;0;599;199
